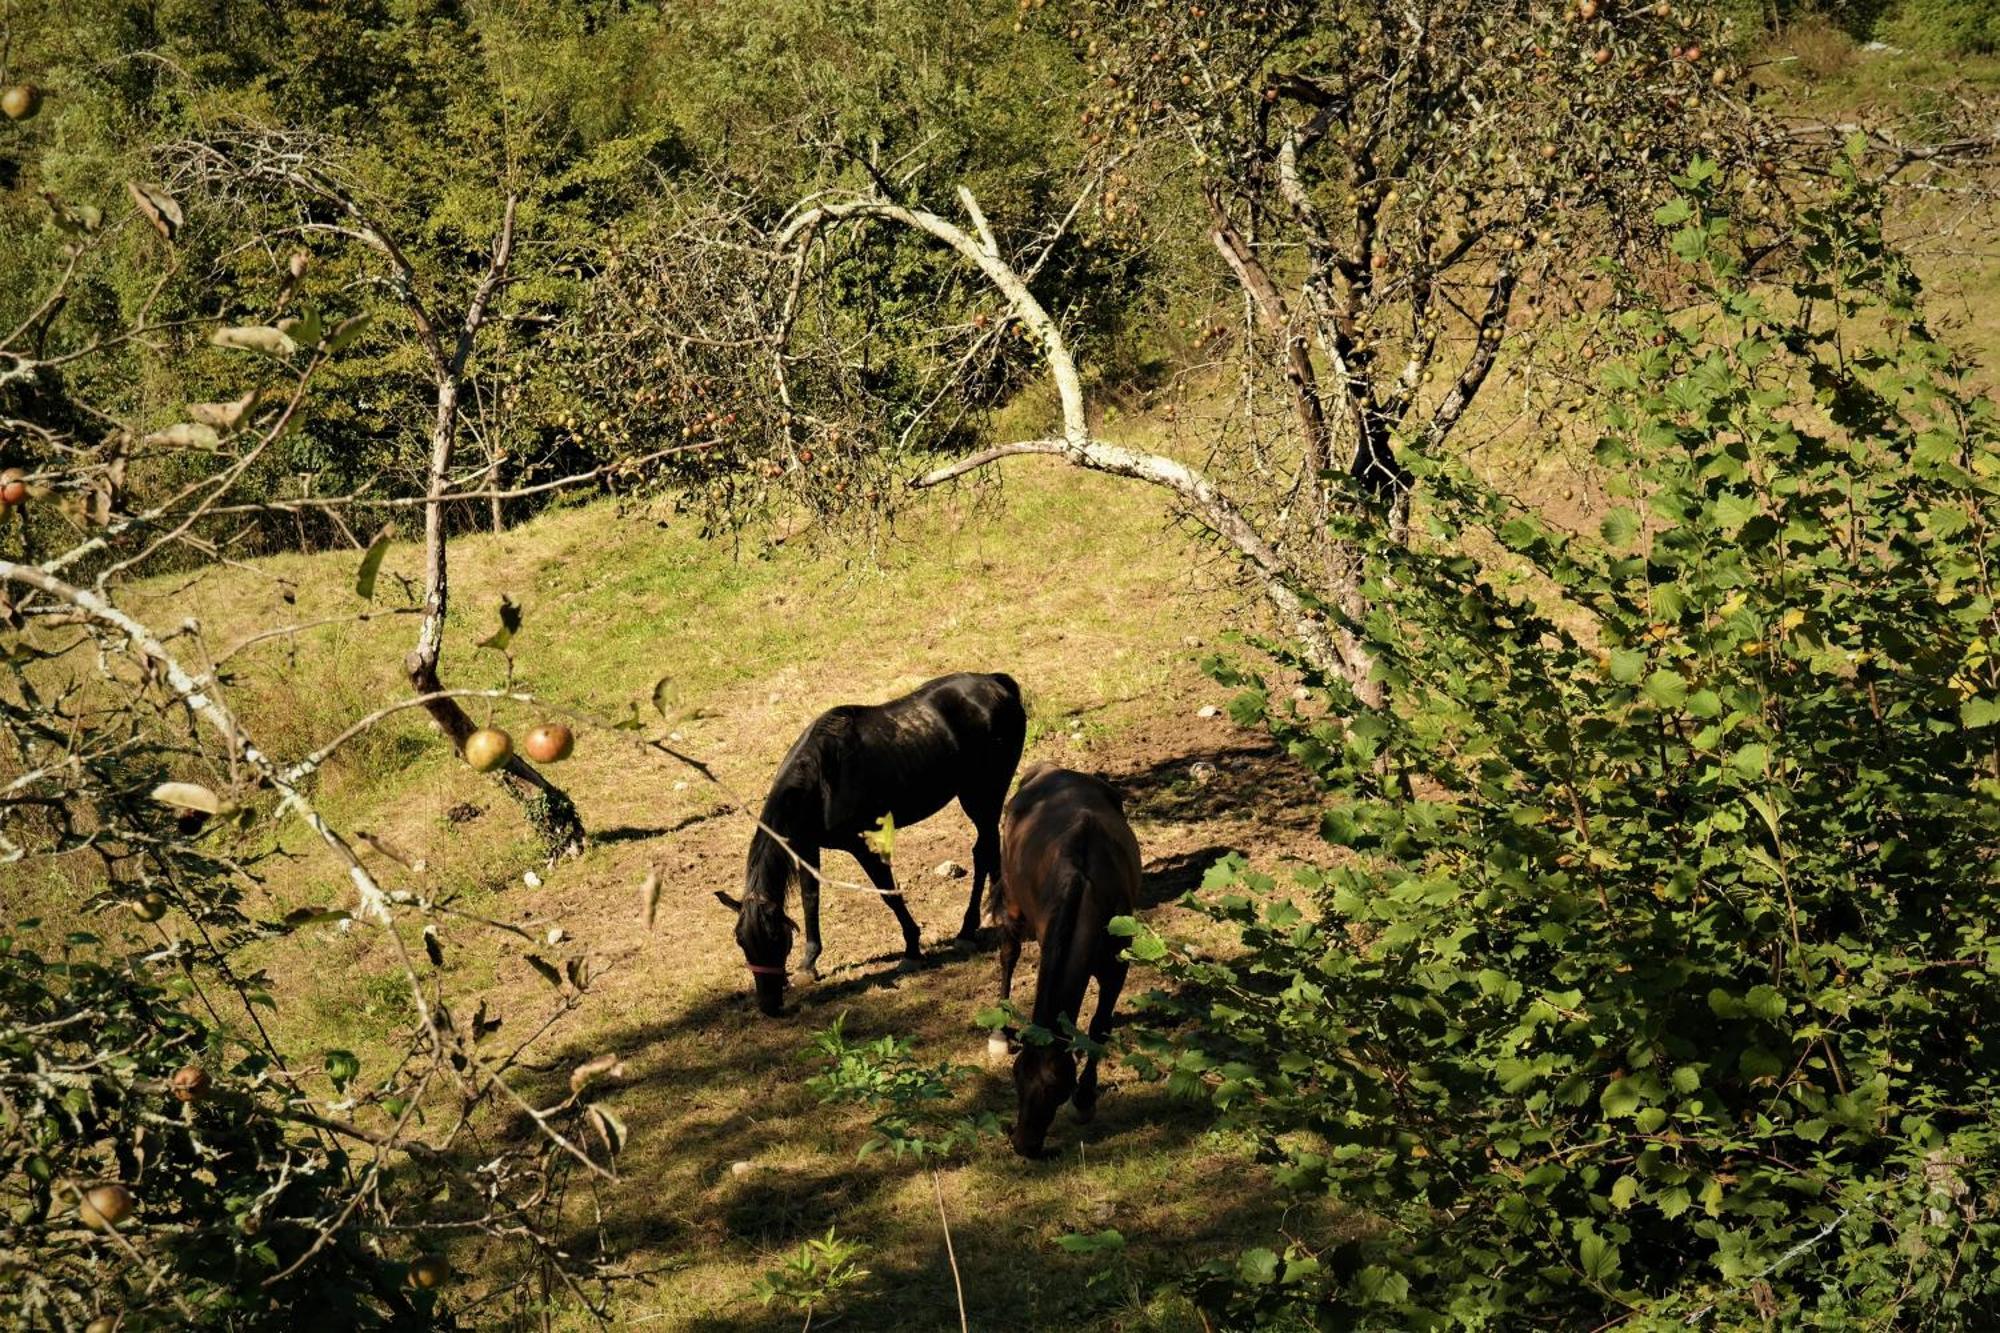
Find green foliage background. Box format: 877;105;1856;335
0;0;1103;552
1742;0;1997;52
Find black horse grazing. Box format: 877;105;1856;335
715;672;1025;1016
993;761;1141;1157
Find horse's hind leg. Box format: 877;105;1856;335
1072;957;1127;1124
989;912;1025;1060
846;841;923;965
957;787;1005;941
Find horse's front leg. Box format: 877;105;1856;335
997;914;1023;1004
796;843;823;979
987;913;1026;1062
1072;957;1127;1124
848;842;923;968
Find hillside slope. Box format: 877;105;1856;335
93;460;1334;1329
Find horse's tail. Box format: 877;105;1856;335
994;674;1027;750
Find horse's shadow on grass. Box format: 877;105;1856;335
1136;843;1243;909
579;1061;1255;1331
541;927;1242;1254
552;837;1243;1107
593;806;735;846
519;782;1315;1325
666;1151;1306;1332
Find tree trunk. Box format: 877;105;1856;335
404;199;584;861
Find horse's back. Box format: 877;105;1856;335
1000;764;1141;935
907;670;1021;707
779;672;1011;762
894;672;1025;742
775;672;1026;836
1007;761;1132;835
857;672;1026;794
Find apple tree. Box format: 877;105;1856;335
0;109;636;1328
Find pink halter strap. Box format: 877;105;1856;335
745;963;787;976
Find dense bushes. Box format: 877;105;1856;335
1748;0;1996;52
0;0;1103;554
1883;0;2000;53
1125;156;2000;1327
1;931;417;1328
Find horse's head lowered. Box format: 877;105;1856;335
713;890;792;1016
1010;1041;1078;1158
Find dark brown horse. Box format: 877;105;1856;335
993;761;1141;1157
715;672;1025;1016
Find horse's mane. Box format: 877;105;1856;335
737;827;795;947
738;757;822;951
1030;859;1090;1035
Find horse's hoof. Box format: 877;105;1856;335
986;1034;1012;1065
1072;1101;1097;1125
895;954;923;975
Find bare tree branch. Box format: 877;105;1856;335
0;559;397;922
784;191;1351;680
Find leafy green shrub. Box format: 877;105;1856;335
1883;0;2000;53
1126;153;2000;1327
750;1225;871;1327
805;1015;998;1159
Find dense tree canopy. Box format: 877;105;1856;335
1;0;1099;558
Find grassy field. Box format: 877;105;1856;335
65;460;1336;1329
1756;30;2000;358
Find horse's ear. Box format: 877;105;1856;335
713;890;743;912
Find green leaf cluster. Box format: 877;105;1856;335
750;1225;871;1317
1135;160;2000;1328
804;1014;999;1160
